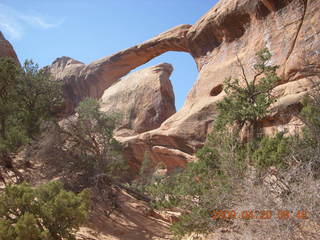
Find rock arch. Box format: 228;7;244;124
49;24;192;113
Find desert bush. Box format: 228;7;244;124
0;58;62;183
128;151;155;193
60;97;127;208
221;79;320;239
215;48;280;139
252;133;290;168
145;49;296;239
0;181;90;240
146;129;247;238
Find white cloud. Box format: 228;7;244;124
0;20;22;40
0;3;64;40
19;15;64;30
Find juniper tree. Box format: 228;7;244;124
0;58;63;183
145;48;283;238
0;181;90;240
61;98;126;209
215;48;280;140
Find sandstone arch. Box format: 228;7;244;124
49;24;192;113
48;0;320;171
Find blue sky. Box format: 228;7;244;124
0;0;218;109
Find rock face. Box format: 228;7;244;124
48;57;86;112
100;63;176;136
0;31;19;63
181;0;319;140
47;0;320;170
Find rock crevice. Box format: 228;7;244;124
284;0;308;77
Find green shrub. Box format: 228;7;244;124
62;97;125;185
146;129;246;238
252;134;289;168
298;90;320;146
145;48;287;239
215;48;280;139
0;181;90;240
128;151;156;193
0;58;62;179
59;97;127;212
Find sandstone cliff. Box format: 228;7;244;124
0;31;19;64
48;0;319;170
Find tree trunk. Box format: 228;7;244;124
0;169;6;185
0;117;6;140
239;120;259;143
250;121;258;141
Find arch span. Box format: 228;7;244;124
49;24;192;113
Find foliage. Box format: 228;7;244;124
252;133;289;168
215;48;280;138
0;58;25;160
146;129;246;238
128;151;166;193
290;86;320;175
61;98;126;197
0;181;90;240
145;48;290;238
17;60;63;137
0;58;62;173
298;87;320;144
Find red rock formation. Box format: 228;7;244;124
47;0;320;169
121;0;319;170
100;63;176;135
1;0;319;171
0;31;19;64
48;24;191;113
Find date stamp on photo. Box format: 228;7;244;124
211;210;309;220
